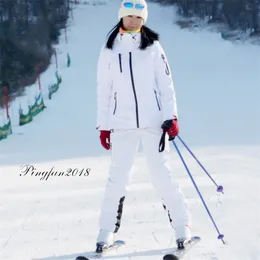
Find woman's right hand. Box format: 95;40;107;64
100;130;111;150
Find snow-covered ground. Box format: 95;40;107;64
0;0;260;259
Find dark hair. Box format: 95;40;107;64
105;19;159;50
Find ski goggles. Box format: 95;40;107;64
123;2;145;10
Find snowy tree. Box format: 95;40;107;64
0;0;70;103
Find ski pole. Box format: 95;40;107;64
172;140;225;244
177;135;224;194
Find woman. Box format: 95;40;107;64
95;0;192;252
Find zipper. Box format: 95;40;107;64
129;52;139;128
118;54;122;73
161;54;170;75
154;89;161;111
113;92;117;115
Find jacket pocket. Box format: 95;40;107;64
118;54;122;73
113;92;117;115
154;89;161;111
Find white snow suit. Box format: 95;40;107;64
96;30;191;241
96;31;178;131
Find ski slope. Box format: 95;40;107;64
0;0;260;259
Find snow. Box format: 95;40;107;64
0;0;260;259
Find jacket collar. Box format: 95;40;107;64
114;28;141;52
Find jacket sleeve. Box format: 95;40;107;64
96;45;112;130
153;41;178;121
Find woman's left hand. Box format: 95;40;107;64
167;119;179;137
161;119;179;139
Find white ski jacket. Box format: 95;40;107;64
96;31;178;131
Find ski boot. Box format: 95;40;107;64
95;229;114;253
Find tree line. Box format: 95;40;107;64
0;0;70;104
158;0;260;34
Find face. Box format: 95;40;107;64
123;15;143;30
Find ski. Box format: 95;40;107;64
75;237;200;260
163;236;201;260
75;240;126;260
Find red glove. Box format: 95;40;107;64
167;119;179;137
159;119;179;152
161;119;179;140
100;130;110;150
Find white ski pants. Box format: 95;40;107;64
98;128;191;240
